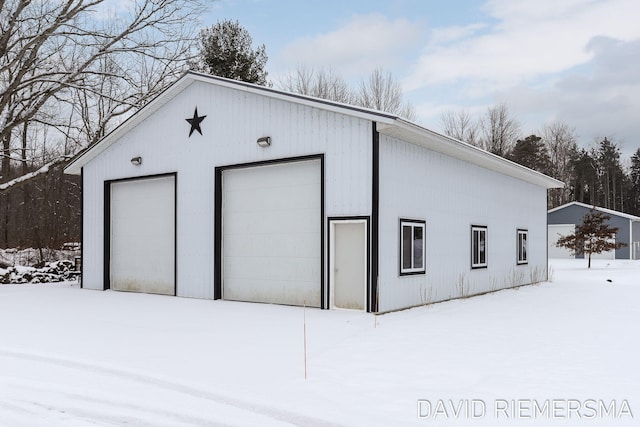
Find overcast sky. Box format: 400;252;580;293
204;0;640;158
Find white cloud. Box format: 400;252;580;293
428;23;489;46
278;13;423;78
416;36;640;157
404;0;640;92
503;37;640;156
402;0;640;158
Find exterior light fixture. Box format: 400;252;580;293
256;136;271;147
131;156;142;165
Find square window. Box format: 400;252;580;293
471;225;488;268
400;219;426;275
517;229;528;264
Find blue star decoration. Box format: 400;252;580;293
185;107;206;137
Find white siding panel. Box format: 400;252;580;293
81;166;105;290
378;135;549;311
80;81;372;299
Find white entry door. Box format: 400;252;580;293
222;159;322;307
110;175;175;295
331;220;367;310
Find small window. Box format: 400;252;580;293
471;225;488;269
517;229;528;264
400;219;426;275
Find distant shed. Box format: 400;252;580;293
64;71;563;312
548;201;640;260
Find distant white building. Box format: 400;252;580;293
64;72;562;312
548;201;640;260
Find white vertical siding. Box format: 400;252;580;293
81;77;553;310
377;135;548;312
81;81;372;299
81;165;105;291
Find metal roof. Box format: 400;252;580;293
64;71;564;190
548;201;640;221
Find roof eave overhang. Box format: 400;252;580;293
63;71;564;191
376;119;565;190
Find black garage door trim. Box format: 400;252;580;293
214;154;325;308
103;172;178;294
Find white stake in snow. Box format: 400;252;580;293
303;301;308;380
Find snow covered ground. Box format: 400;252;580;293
0;259;637;426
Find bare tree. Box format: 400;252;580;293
278;66;353;104
478;103;521;157
279;66;416;120
542;121;578;207
439;109;478;145
0;0;201;183
356;67;416;120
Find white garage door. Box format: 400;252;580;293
548;224;616;259
548;224;575;259
223;159;321;307
110;175;175;295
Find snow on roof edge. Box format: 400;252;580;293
548;201;640;221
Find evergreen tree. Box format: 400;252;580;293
192;20;268;85
628;148;640;215
556;208;626;268
571;149;598;205
508;134;552;174
596;138;626;211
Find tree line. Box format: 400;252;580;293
440;105;640;214
190;20;416;120
1;10;418;254
1;0;203;256
1;5;638;256
0;163;79;249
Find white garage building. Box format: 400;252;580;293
64;72;562;312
